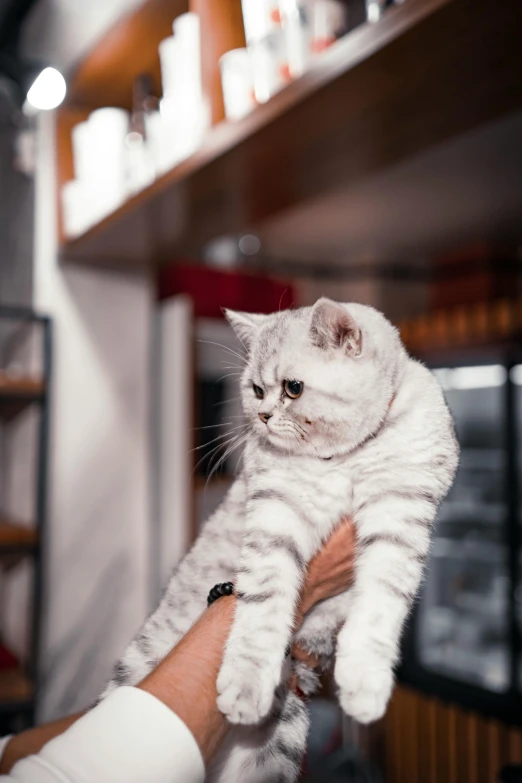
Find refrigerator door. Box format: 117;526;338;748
416;365;510;693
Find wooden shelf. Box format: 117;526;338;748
58;0;522;270
0;377;45;423
0;520;38;555
0;670;34;710
67;0;188;110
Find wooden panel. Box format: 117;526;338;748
0;520;38;551
0;670;33;706
368;687;522;783
467;711;479;783
403;688;419;782
66;0;189;110
0;377;45;422
0;377;44;397
58;0;522;269
508;728;522;765
447;705;458;783
386;690;401;783
455;707;471;783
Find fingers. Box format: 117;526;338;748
334;516;356;548
291;645;320;669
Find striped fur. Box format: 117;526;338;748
101;299;458;782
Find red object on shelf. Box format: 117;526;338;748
158;264;296;318
0;643;19;671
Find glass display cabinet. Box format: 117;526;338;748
400;359;522;724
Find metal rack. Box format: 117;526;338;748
0;305;51;731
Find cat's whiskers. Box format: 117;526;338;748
190;423;247;454
293;421;308;440
195;420;243;431
207;427;253;484
197;340;247;364
221;361;245;370
213;396;242;407
217;371;243;383
193;426;250;476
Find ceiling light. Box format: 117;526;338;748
26;67;66;111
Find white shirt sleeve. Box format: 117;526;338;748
0;687;205;783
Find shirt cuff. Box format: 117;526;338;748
11;687;205;783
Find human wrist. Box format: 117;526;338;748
138;594;235;764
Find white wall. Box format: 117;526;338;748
33;111;152;720
156;297;193;596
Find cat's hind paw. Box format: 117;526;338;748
216;662;278;725
334;656;393;724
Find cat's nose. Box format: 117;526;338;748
258;412;272;424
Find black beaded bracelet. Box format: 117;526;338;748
207;582;234;606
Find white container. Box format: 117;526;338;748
219;49;256;120
249;32;288;103
311;0;347;53
241;0;281;42
145;108;182;175
280;0;310;78
366;0;404;23
173;13;203;102
158;35;178;99
87;106;129;214
145;110;166;175
70;107;129;224
156;13;208;167
71;120;92;184
61;179;93;238
125;132;156;195
173;12;207;132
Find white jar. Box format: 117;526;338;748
220;48;256;120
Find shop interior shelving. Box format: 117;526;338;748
0;307;51;728
56;0;522;271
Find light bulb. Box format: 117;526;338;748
27;67;66;111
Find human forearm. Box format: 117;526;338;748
0;519;355;775
0;712;84;774
138;594;235;764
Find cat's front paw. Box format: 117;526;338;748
217;660;279;725
334;655;393;724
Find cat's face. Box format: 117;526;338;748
227;298;404;459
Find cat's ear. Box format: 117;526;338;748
310;298;362;356
224;309;267;349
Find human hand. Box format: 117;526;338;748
298;517;356;623
290;518;356;678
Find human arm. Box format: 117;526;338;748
0;518;355;780
0;597;233;780
0;714;83;776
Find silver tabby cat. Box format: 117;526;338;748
102;299;458;782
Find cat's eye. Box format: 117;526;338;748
253;383;264;399
284;379;304;399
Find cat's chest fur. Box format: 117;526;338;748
244;441;361;544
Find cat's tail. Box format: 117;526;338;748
208;688;309;783
253;688;310;782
